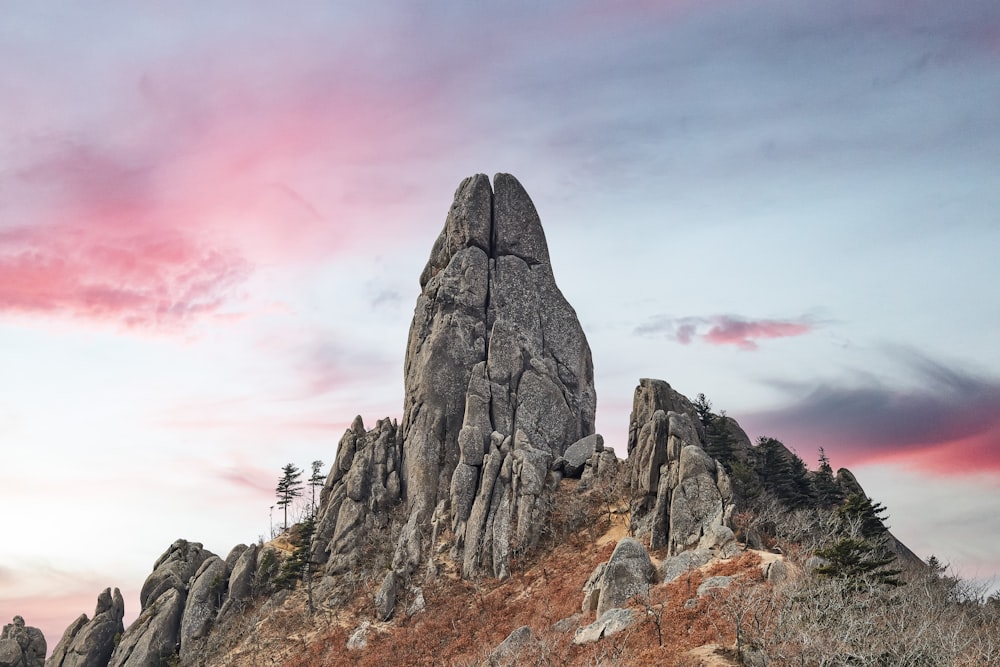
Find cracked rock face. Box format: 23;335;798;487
1;616;45;667
400;173;596;579
310;416;403;576
627;379;736;555
47;588;124;667
108;539;212;667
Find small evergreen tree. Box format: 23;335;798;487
308;460;324;517
813;537;903;589
814;493;902;589
693;393;713;426
755;437;812;508
812;448;844;508
274;514;316;591
275;463;304;531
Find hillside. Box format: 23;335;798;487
11;174;999;667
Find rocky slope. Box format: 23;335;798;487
19;173;993;666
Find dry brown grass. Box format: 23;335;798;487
204;478;770;667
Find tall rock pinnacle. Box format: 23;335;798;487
398;173;596;578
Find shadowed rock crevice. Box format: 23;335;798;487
627;379;737;556
400;173;597;582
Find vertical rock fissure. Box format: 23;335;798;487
400;173;596;582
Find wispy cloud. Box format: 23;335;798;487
0;224;250;330
635;314;815;350
743;349;1000;474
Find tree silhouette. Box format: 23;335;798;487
309;460;325;517
276;463;304;531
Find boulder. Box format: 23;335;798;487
581;538;657;617
697;576;733;597
139;539;211;610
573;608;636;645
401;174;597;579
374;571;399;621
0;616;44;667
658;549;713;584
562;434;604;478
492;625;532;662
346;622;370;651
217;543;258;619
108;588;184;667
46;588;124;667
179;556;228;664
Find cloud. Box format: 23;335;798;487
743;350;1000;473
635;314;815;350
0;221;250;330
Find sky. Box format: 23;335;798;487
2;0;999;650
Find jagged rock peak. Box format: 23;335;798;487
398;173;597;581
46;588;124;667
0;616;45;667
627;379;738;556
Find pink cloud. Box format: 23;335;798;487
0;224;250;330
635;314;815;350
702;316;814;350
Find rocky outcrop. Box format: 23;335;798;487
572;608;636;645
310;416;403;576
179;556;228;664
46;589;124;667
399;173;597;581
581;538;657;617
627;379;737;555
0;617;45;667
109;540;213;667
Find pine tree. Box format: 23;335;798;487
755;437;811;508
692;393;735;468
308;460;324;517
814;492;902;589
275;463;304;531
814;537;902;589
812;448;844;508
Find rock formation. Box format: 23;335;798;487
108;540;212;667
581;538;658;617
0;617;45;667
46;588;124;667
627;379;737;556
310;416;403;576
397;173;597;581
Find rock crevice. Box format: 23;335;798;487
400;173;597;581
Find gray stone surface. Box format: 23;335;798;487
1;616;44;667
762;559;788;584
374;571;399;621
217;543;257;619
658;549;714;584
46;588;124;667
310;416;403;576
580;538;657;618
138;539;211;610
626;379;737;555
563;434;603;478
493;625;532;662
401;174;597;580
179;556;228;664
346;621;370;651
108;587;184;667
572;608;636;645
697;576;733;597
